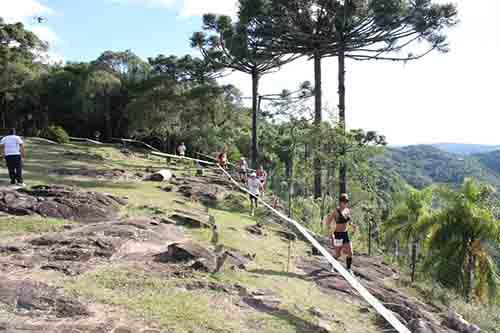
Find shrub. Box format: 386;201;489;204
44;125;70;144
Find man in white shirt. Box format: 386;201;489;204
0;129;25;186
247;172;263;217
177;142;187;157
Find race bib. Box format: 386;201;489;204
333;238;344;247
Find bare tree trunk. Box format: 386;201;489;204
313;50;322;199
395;240;400;263
251;70;260;169
465;247;476;303
104;96;112;141
338;39;347;197
368;220;372;257
410;239;417;282
1;96;6;129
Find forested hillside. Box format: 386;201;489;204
432;143;500;155
373;145;500;190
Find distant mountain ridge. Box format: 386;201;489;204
373;145;500;194
430;143;500;155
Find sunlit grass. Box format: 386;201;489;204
0;216;72;238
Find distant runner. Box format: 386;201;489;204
177;142;187;157
247;172;262;217
1;129;25;186
237;157;248;182
323;193;357;275
256;165;267;191
217;148;228;169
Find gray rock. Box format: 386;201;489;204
0;185;126;222
444;311;481;333
148;169;172;182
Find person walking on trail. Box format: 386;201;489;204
1;129;25;186
323;193;357;275
256;165;267;192
217;148;228;170
177;142;187;157
247;172;262;217
237;157;248;182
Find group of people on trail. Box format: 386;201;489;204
1;129;25;187
214;146;356;275
215;148;268;217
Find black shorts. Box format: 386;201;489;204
249;193;259;201
332;231;350;247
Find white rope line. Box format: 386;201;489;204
153;151;411;333
151;151;218;165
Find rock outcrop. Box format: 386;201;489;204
0;185;126;222
297;254;454;332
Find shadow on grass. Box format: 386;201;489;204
243;298;328;333
248;268;308;280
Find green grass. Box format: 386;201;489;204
188;209;378;333
0;216;72;238
66;266;250;333
8;139;380;332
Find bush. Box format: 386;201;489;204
44;125;70;144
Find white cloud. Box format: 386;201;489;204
0;0;53;23
179;0;237;17
109;0;175;8
29;25;59;46
0;0;63;62
220;0;500;145
109;0;238;17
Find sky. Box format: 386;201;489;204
1;0;499;146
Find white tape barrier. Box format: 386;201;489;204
149;150;410;333
113;138;162;152
217;167;411;333
196;152;256;172
151;151;217;166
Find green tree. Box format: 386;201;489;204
240;0;340;198
241;0;457;197
384;188;433;282
0;18;45;128
85;70;122;140
191;13;296;169
423;179;500;302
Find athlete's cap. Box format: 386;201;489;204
340;193;349;202
250;172;257;177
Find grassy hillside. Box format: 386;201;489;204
0;139;496;332
0;139;380;333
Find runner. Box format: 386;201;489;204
177;142;187;157
247;172;262;217
323;193;357;274
217;148;228;169
256;165;267;192
237;157;248;182
0;129;25;186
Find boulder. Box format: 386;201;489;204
0;277;89;317
409;319;440;333
0;185;126;222
175;177;230;206
168;210;213;229
444;311;481;333
155;241;216;272
245;224;265;236
148;169;172;182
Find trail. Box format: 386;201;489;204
151;150;411;333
